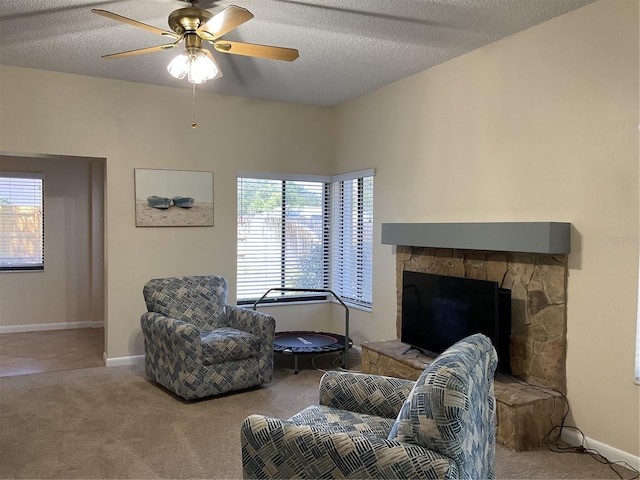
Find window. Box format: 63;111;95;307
237;169;374;308
237;172;330;304
331;170;374;309
0;172;44;271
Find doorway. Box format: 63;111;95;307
0;154;106;374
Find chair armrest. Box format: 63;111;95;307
226;305;275;338
318;371;415;418
226;306;275;384
140;312;203;374
241;414;457;479
140;312;200;344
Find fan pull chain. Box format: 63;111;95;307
191;83;198;129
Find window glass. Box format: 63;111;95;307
237;170;374;309
331;173;374;309
0;172;44;271
237;175;329;304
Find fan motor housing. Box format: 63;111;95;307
168;7;213;34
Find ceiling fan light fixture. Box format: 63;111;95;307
167;47;219;84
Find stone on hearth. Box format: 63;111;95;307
397;245;412;261
502;270;516;290
464;263;486;280
528;290;549;316
536;262;567;304
530;324;548;342
507;253;536;284
510;280;527;301
494;375;565;450
425;250;465;276
486;252;508;283
463;250;488;280
534;305;566;336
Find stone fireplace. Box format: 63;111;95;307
395;246;568;393
360;222;572;449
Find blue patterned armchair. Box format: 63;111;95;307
241;333;497;479
141;275;275;400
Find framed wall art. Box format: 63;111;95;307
134;169;214;227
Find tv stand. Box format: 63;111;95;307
361;339;564;451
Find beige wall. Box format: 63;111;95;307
335;0;639;458
0;155;103;331
0;67;336;359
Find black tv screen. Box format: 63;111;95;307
401;271;511;373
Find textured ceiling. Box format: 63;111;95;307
0;0;595;107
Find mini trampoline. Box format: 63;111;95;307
253;288;352;374
274;331;352;374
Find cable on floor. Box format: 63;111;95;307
511;377;640;480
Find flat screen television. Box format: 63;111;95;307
401;271;512;373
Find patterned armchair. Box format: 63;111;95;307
241;333;497;479
140;275;275;400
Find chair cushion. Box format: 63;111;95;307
289;405;396;439
200;327;260;365
143;276;228;330
388;364;466;447
387;333;497;479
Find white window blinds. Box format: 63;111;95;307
237;169;374;309
331;170;374;309
237;173;330;303
0;172;45;271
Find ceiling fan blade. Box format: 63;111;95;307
197;5;254;41
102;43;180;59
92;9;180;39
213;41;299;62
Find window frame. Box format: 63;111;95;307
236;172;332;306
236;169;375;310
330;169;375;311
0;171;45;272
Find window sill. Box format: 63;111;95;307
238;298;330;308
333;300;372;313
238;298;372;313
0;268;44;273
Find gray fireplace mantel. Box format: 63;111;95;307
381;222;571;254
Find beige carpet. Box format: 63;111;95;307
0;353;636;479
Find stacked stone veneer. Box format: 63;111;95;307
396;246;568;393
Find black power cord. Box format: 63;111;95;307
527;381;640;480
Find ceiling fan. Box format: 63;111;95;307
92;1;299;84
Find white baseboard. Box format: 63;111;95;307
0;321;104;334
104;353;144;368
562;429;640;471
